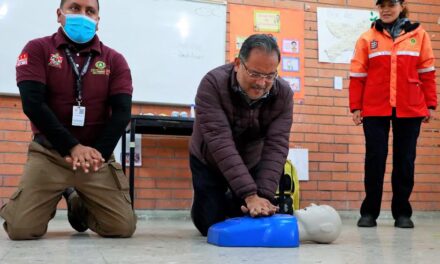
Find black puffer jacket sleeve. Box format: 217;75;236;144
195;73;258;199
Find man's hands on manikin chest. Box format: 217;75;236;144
241;194;279;217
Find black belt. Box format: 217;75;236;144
33;134;53;149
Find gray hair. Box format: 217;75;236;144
239;34;281;63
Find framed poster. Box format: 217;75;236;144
283;77;301;92
282;39;300;54
254;10;281;32
282;57;300;72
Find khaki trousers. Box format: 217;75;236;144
0;142;136;240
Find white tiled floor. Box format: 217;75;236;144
0;210;439;264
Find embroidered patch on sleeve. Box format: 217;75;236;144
16;53;28;67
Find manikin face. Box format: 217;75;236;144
377;1;404;24
234;49;279;100
57;0;100;29
295;204;342;243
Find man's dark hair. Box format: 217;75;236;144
239;34;281;63
60;0;100;10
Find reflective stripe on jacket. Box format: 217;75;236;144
349;21;437;117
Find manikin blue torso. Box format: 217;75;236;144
207;214;299;247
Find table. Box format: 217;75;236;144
122;115;194;207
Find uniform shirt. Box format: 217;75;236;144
349;21;437;117
16;27;133;146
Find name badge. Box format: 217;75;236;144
72;105;86;127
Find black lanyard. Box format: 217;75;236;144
65;48;93;106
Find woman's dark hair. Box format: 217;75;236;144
399;4;409;18
239;34;280;63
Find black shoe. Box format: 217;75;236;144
357;215;377;227
394;216;414;228
63;187;88;232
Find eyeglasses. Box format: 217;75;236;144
240;59;278;81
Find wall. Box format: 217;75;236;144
1;0;439;211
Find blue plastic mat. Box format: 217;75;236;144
207;214;299;247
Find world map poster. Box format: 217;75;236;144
317;7;379;64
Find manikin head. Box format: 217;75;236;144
294;204;342;244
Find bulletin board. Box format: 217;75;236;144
228;4;305;99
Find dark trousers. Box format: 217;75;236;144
361;111;422;220
190;155;263;236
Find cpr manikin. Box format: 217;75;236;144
207;204;342;247
295;203;342;244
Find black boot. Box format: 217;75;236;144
394;216;414;228
63;187;88;232
357;215;377;227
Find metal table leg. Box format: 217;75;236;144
129;119;136;209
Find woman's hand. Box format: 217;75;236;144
423;109;434;123
352;110;363;125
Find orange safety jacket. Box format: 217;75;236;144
349;21;437;117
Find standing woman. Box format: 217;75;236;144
349;0;437;228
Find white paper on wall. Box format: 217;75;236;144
287;148;309;181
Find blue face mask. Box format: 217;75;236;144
62;14;97;44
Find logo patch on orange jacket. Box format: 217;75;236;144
370;40;378;50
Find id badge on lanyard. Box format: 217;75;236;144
65;48;93;127
72;105;86;126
